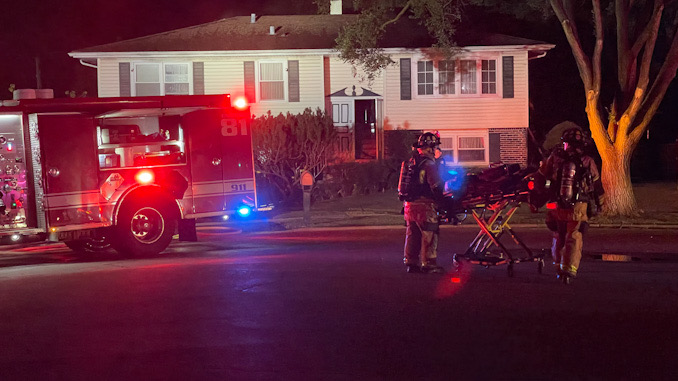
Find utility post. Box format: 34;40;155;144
35;57;42;89
300;171;314;226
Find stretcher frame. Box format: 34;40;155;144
452;198;545;277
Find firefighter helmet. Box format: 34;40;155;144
561;128;584;150
417;132;441;149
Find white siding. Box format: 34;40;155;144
98;59;122;97
98;55;325;117
94;50;531;129
205;55;324;116
383;52;529;132
328;58;385;96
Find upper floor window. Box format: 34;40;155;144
133;63;191;96
439;60;455;95
417;61;434;95
164;64;190;95
415;58;498;97
259;62;285;101
481;60;497;94
460;60;477;94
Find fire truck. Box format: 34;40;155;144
0;93;256;256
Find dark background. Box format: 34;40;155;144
1;0;676;179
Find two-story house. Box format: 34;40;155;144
69;1;554;167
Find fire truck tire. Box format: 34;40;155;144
113;198;177;257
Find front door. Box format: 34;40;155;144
354;99;376;160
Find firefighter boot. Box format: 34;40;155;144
421;259;445;274
406;264;422;273
557;268;576;285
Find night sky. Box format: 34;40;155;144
1;1;676;149
0;0;318;99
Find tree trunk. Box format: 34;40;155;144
586;93;639;217
598;145;639;216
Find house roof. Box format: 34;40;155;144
71;14;553;54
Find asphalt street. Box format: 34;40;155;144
0;226;677;380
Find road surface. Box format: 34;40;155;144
0;226;676;380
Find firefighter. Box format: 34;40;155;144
540;128;604;284
403;132;449;274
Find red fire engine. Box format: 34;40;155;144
0;94;256;256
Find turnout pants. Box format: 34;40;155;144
403;200;439;267
547;202;588;276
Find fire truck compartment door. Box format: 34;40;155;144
185;109;254;214
185;110;224;214
38;113;102;226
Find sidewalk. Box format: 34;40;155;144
256;183;678;231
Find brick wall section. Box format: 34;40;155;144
489;127;528;167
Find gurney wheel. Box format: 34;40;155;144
537;259;544;274
507;263;514;277
453;254;463;271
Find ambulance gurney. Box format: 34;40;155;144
439;163;546;277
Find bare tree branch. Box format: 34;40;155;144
592;0;604;93
380;0;413;30
616;0;631;90
630;13;678;145
623;1;663;136
550;0;594;89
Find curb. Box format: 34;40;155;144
262;215;678;231
586;252;678;263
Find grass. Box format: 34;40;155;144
270;181;678;229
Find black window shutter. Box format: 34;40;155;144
119;62;131;97
288;60;300;102
193;62;204;95
400;58;411;100
489;132;501;163
502;56;514;99
244;61;256;102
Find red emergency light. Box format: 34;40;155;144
527;180;535;190
135;170;154;184
546;202;557;210
233;97;248;110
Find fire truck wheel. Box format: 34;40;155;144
114;199;177;257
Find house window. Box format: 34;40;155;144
133;62;191;96
417;61;434;95
414;58;498;97
259;62;285;100
438;134;488;165
460;60;477;95
481;60;497;94
135;63;161;96
439;137;455;165
439;60;455;95
458;136;485;162
332;103;350;124
164;64;190;95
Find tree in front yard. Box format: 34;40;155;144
252;108;338;201
547;0;678;216
323;0;678;217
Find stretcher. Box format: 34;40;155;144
450;196;546;277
